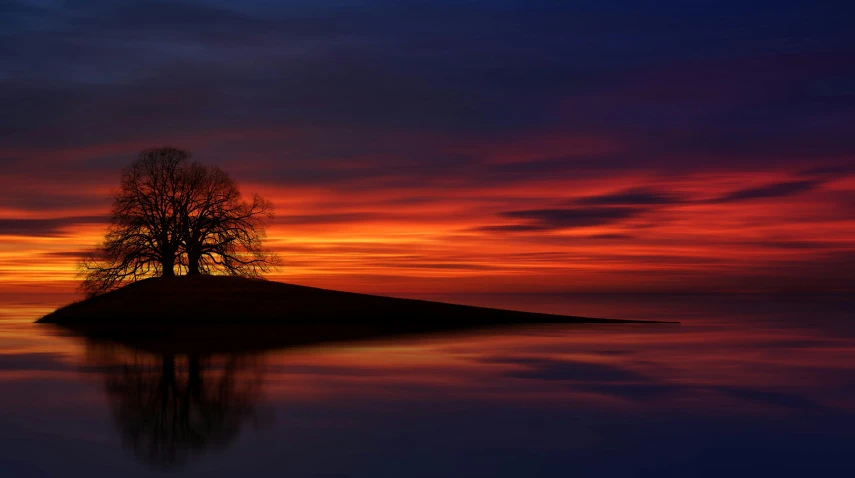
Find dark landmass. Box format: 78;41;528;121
38;276;676;354
39;275;663;325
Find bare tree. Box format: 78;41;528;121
81;147;278;298
81;148;187;297
178;164;277;277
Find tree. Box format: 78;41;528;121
177;163;275;276
81;147;278;298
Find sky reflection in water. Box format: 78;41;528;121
0;294;853;477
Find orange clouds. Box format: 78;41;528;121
1;135;852;303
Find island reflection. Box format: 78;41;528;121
55;309;854;474
82;342;272;468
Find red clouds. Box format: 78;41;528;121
1;128;852;298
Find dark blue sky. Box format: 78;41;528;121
3;0;852;153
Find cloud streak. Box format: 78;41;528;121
712;179;825;203
492;207;644;231
0;216;107;237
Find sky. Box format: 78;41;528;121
1;0;853;298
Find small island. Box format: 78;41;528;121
38;275;676;352
38;148;675;353
40;274;648;326
39;275;674;353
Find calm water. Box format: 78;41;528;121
1;293;853;477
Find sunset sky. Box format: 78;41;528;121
1;0;853;298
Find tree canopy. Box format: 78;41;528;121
81;147;278;297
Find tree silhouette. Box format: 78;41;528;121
81;147;278;298
177;162;275;276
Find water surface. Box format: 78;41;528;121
1;293;853;476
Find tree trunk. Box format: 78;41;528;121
162;256;176;276
161;248;176;276
187;250;201;275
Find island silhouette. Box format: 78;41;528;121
39;275;673;354
38;147;675;352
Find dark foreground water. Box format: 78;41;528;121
0;293;853;477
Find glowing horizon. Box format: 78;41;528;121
2;147;852;298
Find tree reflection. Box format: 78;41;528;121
83;343;271;468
